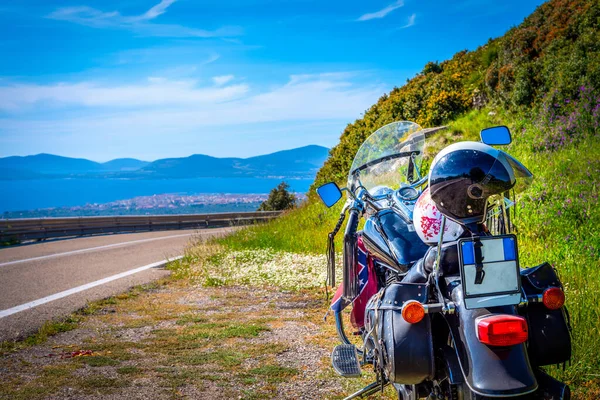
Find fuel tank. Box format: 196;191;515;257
361;209;429;273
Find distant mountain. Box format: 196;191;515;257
135;145;330;179
0;154;150;177
137;154;239;178
101;158;150;172
0;145;330;180
0;154;103;175
243;145;330;173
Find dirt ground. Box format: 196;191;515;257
0;280;394;400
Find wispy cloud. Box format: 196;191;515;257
0;73;383;132
139;0;176;20
0;78;249;111
47;0;242;38
212;75;235;86
399;13;416;29
357;0;404;21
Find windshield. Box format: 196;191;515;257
348;121;426;194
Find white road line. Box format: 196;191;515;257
0;256;183;319
0;233;194;267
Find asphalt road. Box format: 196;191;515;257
0;228;233;341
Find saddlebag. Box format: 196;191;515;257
520;262;572;366
365;282;434;384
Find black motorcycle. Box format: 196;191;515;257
317;121;571;400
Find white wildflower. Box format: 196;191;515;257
196;248;343;291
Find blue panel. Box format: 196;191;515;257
462;241;475;265
503;237;516;261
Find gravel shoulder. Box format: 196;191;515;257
0;277;394;399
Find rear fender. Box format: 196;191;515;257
443;278;537;397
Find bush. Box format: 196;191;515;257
257;182;297;211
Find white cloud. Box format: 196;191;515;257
212;75;235;86
399;13;416;29
139;0;176;21
357;0;404;21
0;73;384;138
47;0;242;38
0;79;249;111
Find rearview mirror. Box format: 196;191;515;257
480;126;512;145
316;182;342;208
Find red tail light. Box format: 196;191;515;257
476;315;528;346
543;287;565;310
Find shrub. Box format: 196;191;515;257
257;182;297;211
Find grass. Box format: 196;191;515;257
116;365;142;375
218;200;346;255
81;355;121;367
244;364;299;383
1;318;80;356
177;348;246;368
76;375;129;393
178;321;270;341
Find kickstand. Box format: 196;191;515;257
343;381;389;400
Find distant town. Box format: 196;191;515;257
1;193;306;219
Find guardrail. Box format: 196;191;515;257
0;211;282;243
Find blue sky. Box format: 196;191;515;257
0;0;545;161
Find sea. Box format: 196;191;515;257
0;178;314;213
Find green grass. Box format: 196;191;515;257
177;348;246;368
76;375;129;393
244;364;299;384
218;201;347;254
116;365;142;375
24;319;79;345
179;322;270;341
0;318;80;355
81;355;121;367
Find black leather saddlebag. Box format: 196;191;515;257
365;282;434;384
520;262;571;366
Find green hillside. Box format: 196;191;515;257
210;0;600;396
312;0;599;190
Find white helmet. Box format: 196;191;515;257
413;187;464;244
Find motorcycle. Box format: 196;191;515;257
316;121;572;400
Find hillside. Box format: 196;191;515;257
0;154;149;175
312;0;600;190
101;158;150;172
0;154;104;175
